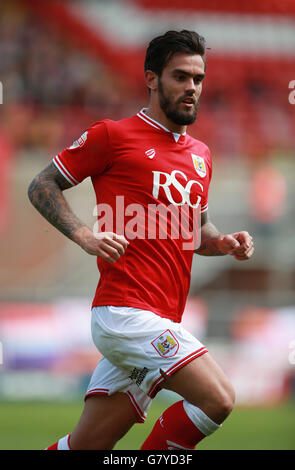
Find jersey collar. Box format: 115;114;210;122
137;108;186;143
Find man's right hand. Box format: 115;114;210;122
74;226;129;263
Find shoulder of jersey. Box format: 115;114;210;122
91;116;137;132
89;119;114;131
187;135;212;158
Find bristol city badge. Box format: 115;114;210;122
151;329;179;357
191;154;206;178
68;131;88;150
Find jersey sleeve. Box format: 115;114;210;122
200;146;213;213
53;121;112;186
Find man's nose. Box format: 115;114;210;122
185;77;196;94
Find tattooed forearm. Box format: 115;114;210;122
195;222;225;256
28;163;86;241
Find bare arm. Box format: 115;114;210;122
27;163;128;263
195;212;225;256
28;162;85;240
195;212;254;260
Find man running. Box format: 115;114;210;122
28;30;254;450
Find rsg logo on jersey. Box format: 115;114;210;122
93;168;204;250
152;170;203;208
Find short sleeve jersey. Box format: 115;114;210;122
53;109;212;322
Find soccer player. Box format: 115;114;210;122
28;30;254;450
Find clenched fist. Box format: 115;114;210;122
217;231;254;261
74;226;129;263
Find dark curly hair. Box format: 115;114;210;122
144;30;206;76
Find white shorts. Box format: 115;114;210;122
85;306;207;423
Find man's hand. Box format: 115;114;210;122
74;226;129;263
217;231;254;261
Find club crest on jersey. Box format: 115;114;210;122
151;329;179;357
68;131;88;150
191;154;206;178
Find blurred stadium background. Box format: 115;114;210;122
0;0;294;450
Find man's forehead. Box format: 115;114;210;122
165;52;205;73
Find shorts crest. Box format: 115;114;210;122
151;329;179;357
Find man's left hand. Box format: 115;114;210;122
227;231;254;261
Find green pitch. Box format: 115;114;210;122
0;398;294;450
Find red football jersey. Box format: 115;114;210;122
53;109;212;322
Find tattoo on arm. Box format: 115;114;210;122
27;163;85;241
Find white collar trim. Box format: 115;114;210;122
137;108;186;143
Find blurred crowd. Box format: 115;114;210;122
0;2;135;154
1;2;294;159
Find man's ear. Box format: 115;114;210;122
144;70;158;93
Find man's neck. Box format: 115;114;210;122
144;105;186;135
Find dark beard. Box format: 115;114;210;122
158;78;199;125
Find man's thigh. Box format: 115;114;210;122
161;352;235;418
70;392;138;450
